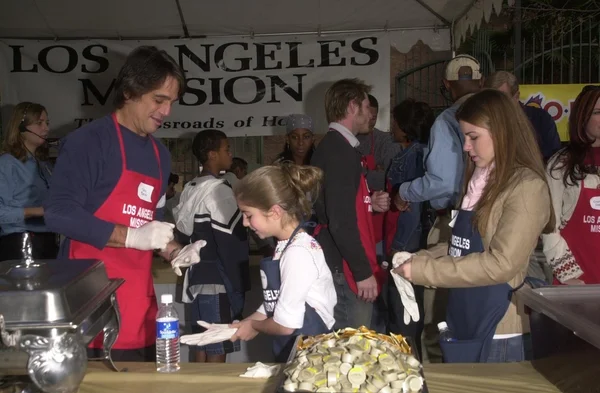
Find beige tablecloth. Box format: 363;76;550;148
81;361;560;393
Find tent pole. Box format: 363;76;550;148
0;26;448;41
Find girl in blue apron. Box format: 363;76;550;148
392;89;556;363
229;163;337;362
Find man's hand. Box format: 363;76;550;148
125;221;174;251
229;320;259;342
563;278;585;285
356;275;378;302
372;191;391;213
171;240;206;276
393;193;410;212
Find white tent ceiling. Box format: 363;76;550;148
0;0;513;45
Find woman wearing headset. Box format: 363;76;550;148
0;102;58;262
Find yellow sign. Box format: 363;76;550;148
519;84;598;142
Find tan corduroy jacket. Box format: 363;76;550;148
411;168;552;335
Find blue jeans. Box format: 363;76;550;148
332;271;373;330
486;334;532;363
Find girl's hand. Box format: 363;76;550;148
230;320;259;341
392;262;412;281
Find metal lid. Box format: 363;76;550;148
0;259;120;329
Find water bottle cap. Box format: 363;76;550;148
437;321;448;331
161;294;173;304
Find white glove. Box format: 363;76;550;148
391;270;420;324
389;252;420;324
239;362;281;379
180;320;238;347
171;240;206;276
392;251;413;268
125;221;174;251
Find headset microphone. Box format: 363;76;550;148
22;129;59;146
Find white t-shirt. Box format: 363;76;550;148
257;232;336;330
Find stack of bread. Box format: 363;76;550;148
282;326;424;393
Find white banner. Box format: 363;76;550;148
0;34;390;138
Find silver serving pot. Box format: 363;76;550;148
0;234;124;393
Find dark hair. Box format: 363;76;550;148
168;173;180;185
113;46;186;109
231;157;248;172
192;129;228;164
392;99;435;144
550;85;600;187
368;94;379;109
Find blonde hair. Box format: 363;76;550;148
1;102;49;162
484;71;519;96
456;89;555;236
234;162;323;224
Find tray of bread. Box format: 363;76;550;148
277;326;428;393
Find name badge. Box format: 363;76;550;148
590;196;600;211
448;210;459;228
137;182;154;203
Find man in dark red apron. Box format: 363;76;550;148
312;79;389;330
45;46;201;361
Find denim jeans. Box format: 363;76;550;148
486;334;532;363
332;271;373;330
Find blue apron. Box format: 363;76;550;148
260;225;331;363
440;210;523;363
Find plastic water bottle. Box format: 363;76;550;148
156;294;180;373
438;321;455;342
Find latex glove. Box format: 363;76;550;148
180;320;238;347
125;221;174;251
171;240;207;276
392;251;413;268
390;251;419;324
391;270;420;324
239;362;280;379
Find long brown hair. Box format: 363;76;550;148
456;89;555;236
234;162;323;224
550;85;600;187
1;102;49;162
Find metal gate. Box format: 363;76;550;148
394;58;452;115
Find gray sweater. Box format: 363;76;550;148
356;128;403;191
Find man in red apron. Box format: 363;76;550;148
45;46;202;361
357;94;403;249
311;79;389;330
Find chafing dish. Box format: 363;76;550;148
0;233;124;393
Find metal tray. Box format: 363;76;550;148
276;335;429;393
0;259;120;329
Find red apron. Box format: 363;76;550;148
69;113;162;349
315;130;384;295
557;178;600;284
364;132;385;244
383;181;401;256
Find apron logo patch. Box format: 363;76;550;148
449;234;470;257
263;290;280;312
590;196;600;211
138;182;154;203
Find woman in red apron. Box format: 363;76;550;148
544;85;600;285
